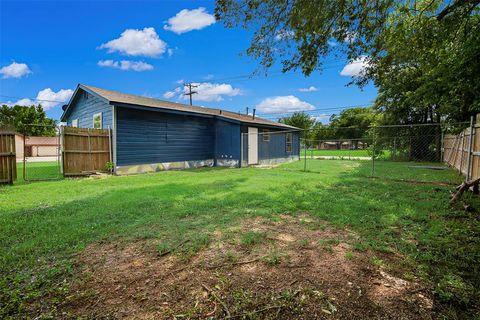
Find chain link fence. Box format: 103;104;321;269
20;124;62;181
299;122;471;182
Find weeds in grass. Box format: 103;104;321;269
344;251;354;260
262;248;289;266
298;238;309;249
370;256;385;267
240;231;265;248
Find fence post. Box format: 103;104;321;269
372;127;376;176
466;115;475;181
303;140;307;172
440;130;444;163
459;132;465;175
23;133;26;181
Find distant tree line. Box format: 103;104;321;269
0;104;57;136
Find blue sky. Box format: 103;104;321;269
0;0;376;122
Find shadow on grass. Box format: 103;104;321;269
0;160;478;318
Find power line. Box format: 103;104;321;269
0;94;67;104
256;103;373;118
0;58;357;106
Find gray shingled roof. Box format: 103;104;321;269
80;84;299;130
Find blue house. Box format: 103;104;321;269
61;84;300;175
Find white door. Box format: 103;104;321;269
248;127;258;165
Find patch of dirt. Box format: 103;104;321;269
62;215;433;319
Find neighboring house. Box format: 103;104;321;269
15;134;59;160
61;84;300;175
318;141;368;150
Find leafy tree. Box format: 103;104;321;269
329;107;379;141
279;112;315;146
0;104;56;136
216;0;480;123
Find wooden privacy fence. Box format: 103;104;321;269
62;126;112;176
444;116;480;180
0;129;17;184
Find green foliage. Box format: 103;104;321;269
0;104;56;135
329;108;380;140
216;0;480;123
279;112;315;143
437;273;474;305
240;231;265;247
104;162;114;173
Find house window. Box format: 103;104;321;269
93;112;102;129
286;132;293;153
72;119;79;128
263;129;270;142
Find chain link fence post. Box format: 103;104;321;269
372;126;376;177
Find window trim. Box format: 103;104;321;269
71;119;79;128
286;132;293;153
263;129;270;142
93;112;102;129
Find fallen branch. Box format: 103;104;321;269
204;300;217;317
450;177;480;204
202;284;231;317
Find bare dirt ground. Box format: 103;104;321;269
62;215;433;319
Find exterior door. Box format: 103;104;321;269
248;127;258;164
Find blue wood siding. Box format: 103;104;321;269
240;126;300;163
215;120;240;161
258;129;300;160
64;90;112;129
116;107;215;166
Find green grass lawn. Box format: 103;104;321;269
15;161;62;183
1;160;478;318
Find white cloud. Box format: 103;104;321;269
99;27;167;57
163;82;240;102
298;86;318;92
167;48;174;57
176;79;184;84
340;56;369;77
163;91;176;99
310;114;330;122
3;88;73;110
164;7;215;34
256;96;315;114
36;88;74;110
203;74;214;80
5;98;35;106
98;60;153;72
0;62;32;79
188;83;240;102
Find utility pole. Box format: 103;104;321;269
184;83;198;106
